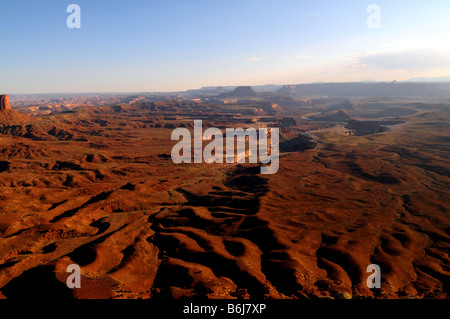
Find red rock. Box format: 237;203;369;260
0;95;12;111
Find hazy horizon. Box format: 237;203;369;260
5;77;450;96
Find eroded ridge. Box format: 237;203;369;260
148;165;303;298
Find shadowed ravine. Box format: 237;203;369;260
149;165;302;298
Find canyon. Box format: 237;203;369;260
0;92;448;299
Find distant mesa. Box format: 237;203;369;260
277;85;299;96
0;95;12;111
217;86;258;98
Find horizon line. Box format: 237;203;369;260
4;79;450;96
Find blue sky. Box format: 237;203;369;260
1;0;449;93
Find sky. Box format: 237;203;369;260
1;0;450;93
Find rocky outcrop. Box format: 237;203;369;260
276;85;299;96
218;86;257;98
345;119;404;136
345;119;386;136
0;95;31;126
0;95;11;111
0;96;31;126
0;94;41;135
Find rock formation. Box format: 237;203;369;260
218;86;257;98
345;119;403;136
0;94;31;126
0;95;12;111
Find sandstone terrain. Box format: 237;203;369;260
0;94;448;299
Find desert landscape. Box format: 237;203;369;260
1;2;450;305
0;86;448;300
